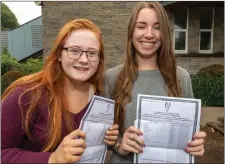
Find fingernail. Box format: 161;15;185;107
110;127;113;130
105;136;108;138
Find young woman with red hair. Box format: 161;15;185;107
1;19;119;163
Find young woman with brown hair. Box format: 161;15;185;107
105;2;206;163
1;19;119;163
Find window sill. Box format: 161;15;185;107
175;52;224;57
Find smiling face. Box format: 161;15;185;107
132;8;162;59
59;29;100;83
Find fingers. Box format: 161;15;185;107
193;131;206;139
185;132;206;157
122;142;141;154
67;129;86;140
127;126;143;135
109;124;119;130
62;138;86;148
105;135;118;141
185;144;204;153
104;139;116;146
120;126;144;154
106;126;119;136
104;124;119;146
187;138;204;147
125;139;143;153
104;125;119;146
186;148;205;156
129;133;145;147
105;129;119;136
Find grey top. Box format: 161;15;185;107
104;64;194;163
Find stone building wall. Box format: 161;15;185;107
42;1;138;69
42;2;224;74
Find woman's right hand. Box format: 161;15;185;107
119;126;145;155
48;129;86;163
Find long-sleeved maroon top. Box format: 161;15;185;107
1;87;88;163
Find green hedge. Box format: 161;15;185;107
1;48;43;76
192;75;224;107
1;48;20;75
1;49;44;94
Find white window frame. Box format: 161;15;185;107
174;8;189;54
199;8;214;53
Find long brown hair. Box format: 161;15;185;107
113;2;181;133
1;19;105;152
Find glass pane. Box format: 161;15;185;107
175;31;186;50
174;8;187;29
200;8;213;29
200;32;211;50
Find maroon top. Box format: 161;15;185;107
1;87;88;163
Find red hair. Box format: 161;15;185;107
2;19;105;152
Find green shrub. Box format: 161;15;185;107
198;64;224;76
1;48;43;76
1;48;20;75
19;58;43;75
1;71;24;94
192;74;224;107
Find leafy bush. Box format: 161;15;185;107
1;49;44;94
1;71;24;94
1;48;43;75
192;74;224;107
1;48;20;75
198;64;224;76
19;58;43;75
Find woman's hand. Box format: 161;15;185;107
119;126;145;155
104;124;119;146
185;131;206;156
48;129;86;163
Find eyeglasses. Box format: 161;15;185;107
62;47;99;62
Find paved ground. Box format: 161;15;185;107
200;107;224;126
196;107;224;164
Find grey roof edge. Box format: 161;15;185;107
160;1;176;6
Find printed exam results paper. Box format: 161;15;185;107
77;95;115;163
134;94;201;164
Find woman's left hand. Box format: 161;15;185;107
104;124;119;146
185;131;206;156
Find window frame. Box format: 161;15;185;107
199;8;214;53
173;8;189;54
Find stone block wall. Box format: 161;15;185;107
42;2;138;69
42;2;224;74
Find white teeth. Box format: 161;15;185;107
74;67;88;71
141;42;154;47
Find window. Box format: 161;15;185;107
199;8;214;53
31;25;42;48
173;8;188;53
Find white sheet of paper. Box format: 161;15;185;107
134;94;201;164
77;95;115;163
